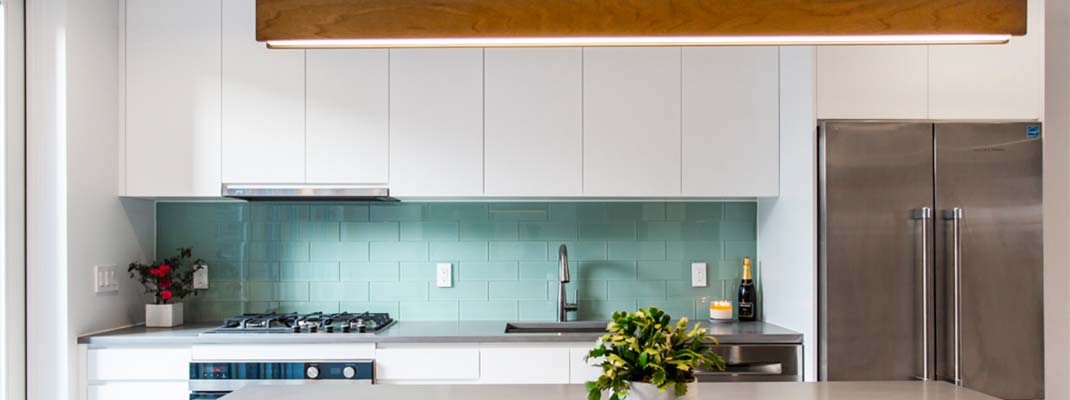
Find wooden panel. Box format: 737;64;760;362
484;48;582;196
125;0;221;197
816;46;929;119
583;47;681;197
257;0;1027;41
306;49;390;184
87;348;191;381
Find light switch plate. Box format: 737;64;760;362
691;262;707;288
193;264;209;289
95;265;119;293
436;263;453;288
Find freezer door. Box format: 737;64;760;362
819;121;935;381
934;122;1044;399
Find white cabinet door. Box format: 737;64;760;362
928;0;1043;120
479;345;571;384
88;382;189;400
682;47;779;197
569;346;603;384
389;49;484;197
124;0;220;197
87;348;191;381
484;48;582;196
221;0;305;183
583;47;681;196
815;46;928;119
306;50;390;184
375;346;480;382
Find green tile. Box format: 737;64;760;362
283;222;340;241
644;299;694;322
548;203;586;222
579;223;636;240
245;262;280;281
608;281;667;300
427;204;488;221
488;203;548;221
717;261;742;280
197;281;242;301
400;302;459;321
341;222;399;241
399;262;442;281
665;241;721;261
460;301;517;321
245;282;310;301
723;202;757;221
683;222;720;241
370;242;428;261
490;241;547;261
340;301;399;315
310;242;369;262
309;282;370;301
489;281;548;300
459;222;518;241
578;261;636;280
638;261;689;281
518;301;557;321
518;261;564;281
429;281;488;300
401;222;459;241
277;301;340;314
548;242;606;261
640;203;666;221
607;241;666;260
186;301;242;322
665;281;722;299
250;223;283;240
250;203;310;222
369;281;428;301
341;262;399;281
518;222;577;240
666;203;722;222
243;301;280;314
720;221;756;241
310;204;369;222
724;241;757;260
430;242;488;261
370;204;425;221
577;300;637;320
460;262;518;281
203;261;242;281
280;262;339;281
573;280;607;300
606;204;644;220
247;242;309;262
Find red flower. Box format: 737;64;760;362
157;264;171;276
160;290;173;301
149;267;161;277
159;279;172;289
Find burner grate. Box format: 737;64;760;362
210;311;395;334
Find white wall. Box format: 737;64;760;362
758;47;818;381
1044;0;1070;397
27;0;155;399
2;0;26;399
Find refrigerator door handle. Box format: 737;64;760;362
911;207;932;381
943;207;964;386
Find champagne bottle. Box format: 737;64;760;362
738;257;757;321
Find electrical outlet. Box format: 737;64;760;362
691;262;707;288
193;264;209;289
95;265;119;293
436;263;453;288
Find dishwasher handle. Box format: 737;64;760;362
697;362;783;375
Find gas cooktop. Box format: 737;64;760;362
205;312;395;334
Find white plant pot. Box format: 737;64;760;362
626;381;698;400
145;303;183;328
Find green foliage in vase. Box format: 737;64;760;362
585;307;725;400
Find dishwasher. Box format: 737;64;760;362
694;344;802;382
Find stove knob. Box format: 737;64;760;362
343;366;356;379
306;366;320;379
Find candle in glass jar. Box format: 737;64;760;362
709;300;733;320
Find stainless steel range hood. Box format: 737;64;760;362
222;184;398;202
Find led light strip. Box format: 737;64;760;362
266;34;1011;49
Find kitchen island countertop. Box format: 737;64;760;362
219;382;997;400
77;320;802;346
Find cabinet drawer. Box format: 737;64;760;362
375;346;479;381
88;382;189;400
87;348;191;381
479;346;570;384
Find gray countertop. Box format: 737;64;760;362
77;320;802;347
219;382;997;400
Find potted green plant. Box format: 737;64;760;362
128;248;204;327
585;307;725;400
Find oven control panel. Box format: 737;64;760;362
190;361;374;381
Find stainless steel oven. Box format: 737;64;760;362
188;360;373;399
695;345;802;382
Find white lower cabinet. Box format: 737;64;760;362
84;346;191;400
479;345;571;384
375;344;481;383
88;382;189;400
569;346;604;384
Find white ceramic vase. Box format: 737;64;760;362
145;303;183;327
626;381;698;400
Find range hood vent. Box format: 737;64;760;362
222;184;398;202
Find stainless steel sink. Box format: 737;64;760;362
504;321;609;334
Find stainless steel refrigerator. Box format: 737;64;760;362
818;121;1044;399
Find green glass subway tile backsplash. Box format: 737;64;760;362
157;202;758;322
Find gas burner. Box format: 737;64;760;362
208;311;395;334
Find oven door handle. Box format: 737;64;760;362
697;362;783;376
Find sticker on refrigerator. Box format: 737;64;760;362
1026;125;1041;139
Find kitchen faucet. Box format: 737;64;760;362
557;244;578;322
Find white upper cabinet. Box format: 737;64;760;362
682;47;779;197
928;0;1043;120
124;0;221;197
306;50;390;184
221;0;305;184
484;48;583;196
583;47;682;197
816;46;928;119
389;49;484;197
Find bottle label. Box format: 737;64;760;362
738;302;755;318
